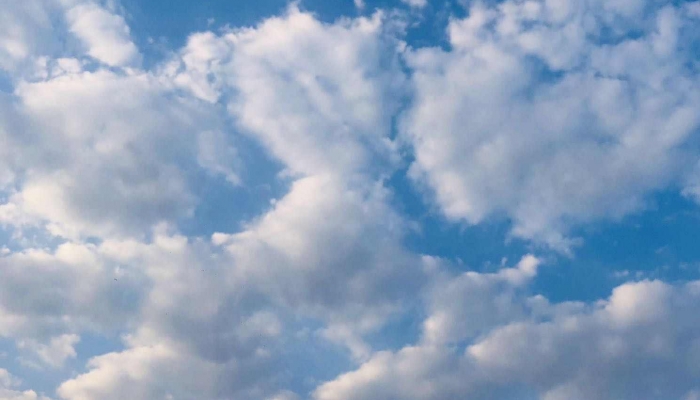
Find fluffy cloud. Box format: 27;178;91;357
0;0;140;74
219;175;425;359
0;66;229;239
169;6;406;177
0;368;51;400
0;0;57;73
17;334;80;369
315;276;700;400
0;242;143;340
54;175;425;398
64;2;140;67
2;1;700;400
402;0;700;250
56;343;218;400
1;3;419;398
422;255;540;345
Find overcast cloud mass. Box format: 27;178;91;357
1;0;700;399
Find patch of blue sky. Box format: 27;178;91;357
272;319;354;396
0;70;13;93
539;190;700;302
0;224;65;253
46;334;121;395
388;166;533;270
0;337;62;397
0;326;128;395
365;301;423;350
179;130;289;238
389;161;700;304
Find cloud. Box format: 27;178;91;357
2;1;700;400
1;4;419;398
56;343;218;400
0;0;141;74
219;174;425;359
64;2;140;67
0;66;229;239
422;255;540;345
402;0;428;8
17;334;80;369
0;368;51;400
402;0;700;250
196;5;406;178
0;242;143;340
0;0;57;73
196;130;242;185
315;276;700;400
0;226;285;399
54;172;426;398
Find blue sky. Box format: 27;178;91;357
1;0;700;399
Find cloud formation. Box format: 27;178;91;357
0;368;50;400
315;277;700;400
0;0;700;399
402;0;700;249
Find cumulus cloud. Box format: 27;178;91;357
0;0;75;76
56;343;218;400
53;168;426;398
315;276;700;400
0;241;144;341
0;3;419;398
0;368;51;400
0;66;228;239
198;6;406;177
0;0;141;74
64;2;139;67
2;1;700;400
402;0;700;250
422;255;540;345
219;175;425;360
17;334;80;369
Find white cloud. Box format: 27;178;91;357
0;5;418;398
422;255;540;345
0;368;51;400
57;343;218;400
2;1;700;400
54;172;424;398
220;175;425;339
0;67;228;239
0;0;58;73
402;0;700;250
0;242;144;341
218;6;406;177
1;0;142;73
315;277;700;400
166;31;231;103
17;334;80;369
402;0;428;8
65;2;139;67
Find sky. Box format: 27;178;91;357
1;0;700;399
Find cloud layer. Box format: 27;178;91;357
1;0;700;399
